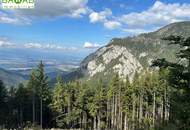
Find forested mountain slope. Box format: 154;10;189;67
0;68;26;86
74;21;190;81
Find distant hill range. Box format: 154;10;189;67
0;67;69;87
0;68;27;87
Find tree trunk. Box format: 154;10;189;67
98;112;101;130
106;99;110;129
124;114;128;130
167;99;170;121
132;93;135;130
152;92;156;127
118;92;121;130
188;58;190;88
32;90;35;125
114;95;118;130
120;111;123;130
80;115;82;129
40;98;43;129
67;96;71;127
164;86;168;122
163;89;166;124
136;107;139;129
20;106;23;128
82;112;86;129
94;116;97;130
160;95;164;123
139;95;143;126
111;96;115;129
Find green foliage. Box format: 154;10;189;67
153;35;190;130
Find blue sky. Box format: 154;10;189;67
0;0;190;55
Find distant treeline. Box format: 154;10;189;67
0;35;189;130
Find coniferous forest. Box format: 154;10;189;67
0;35;189;130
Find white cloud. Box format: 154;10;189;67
83;42;101;48
0;42;14;47
104;21;121;30
24;43;78;51
89;8;121;30
89;8;112;23
0;37;77;51
0;0;89;24
24;43;43;48
88;1;190;33
0;38;15;47
0;11;30;24
15;0;89;18
120;1;190;29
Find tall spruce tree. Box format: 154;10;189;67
27;70;38;126
51;74;66;128
36;61;51;128
27;61;51;128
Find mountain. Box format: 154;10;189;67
0;67;71;87
7;68;71;87
72;21;190;82
0;68;27;87
11;67;70;79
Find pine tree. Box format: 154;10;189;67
108;74;121;130
15;83;28;128
51;74;66;128
27;61;51;128
6;86;18;129
123;77;131;130
27;70;38;126
36;61;51;128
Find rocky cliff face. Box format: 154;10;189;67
76;21;190;81
83;45;142;81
